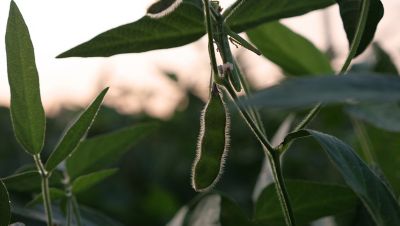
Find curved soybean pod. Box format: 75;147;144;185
192;83;230;192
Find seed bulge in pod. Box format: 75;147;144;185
192;83;230;192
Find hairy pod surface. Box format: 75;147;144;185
192;84;230;192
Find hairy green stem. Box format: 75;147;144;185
33;154;53;226
224;83;295;226
202;0;221;84
202;1;295;224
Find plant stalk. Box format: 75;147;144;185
202;1;295;225
224;83;295;226
285;0;371;148
33;154;53;226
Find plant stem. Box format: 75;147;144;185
72;196;83;226
63;167;83;226
33;154;53;226
202;0;221;84
201;1;295;224
224;83;295;226
286;0;371;143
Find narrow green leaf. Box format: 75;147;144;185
285;130;400;225
5;1;46;154
246;73;400;109
336;0;384;56
66;123;156;179
45;88;109;172
57;0;334;58
72;169;117;194
1;170;63;192
191;85;230;192
254;180;357;226
225;0;335;32
26;188;65;207
0;180;11;226
247;22;333;76
1;171;41;192
346;103;400;132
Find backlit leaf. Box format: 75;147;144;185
45;88;108;172
5;1;46;154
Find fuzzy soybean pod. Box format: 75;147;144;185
192;83;230;192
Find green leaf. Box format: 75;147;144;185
66;123;156;179
247;22;333;76
45;88;109;172
5;1;46;154
0;180;11;226
72;169;118;194
346;103;400;132
246;73;400;109
57;0;334;58
336;0;384;56
57;0;204;58
254;180;357;226
1;170;63;192
26;188;65;207
226;0;335;32
283;130;400;225
1;171;41;192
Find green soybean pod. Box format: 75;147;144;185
192;83;230;192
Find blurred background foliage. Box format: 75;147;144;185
1;43;399;226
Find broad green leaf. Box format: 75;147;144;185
372;44;399;74
1;170;63;192
254;180;357;226
57;0;204;58
184;193;253;226
6;1;46;154
336;0;384;56
72;169;117;194
225;0;335;32
57;0;334;58
246;73;400;109
283;130;400;225
66;123;156;179
247;22;333;76
0;180;11;226
45;88;109;172
346;103;400;132
26;188;65;207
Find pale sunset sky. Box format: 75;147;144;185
0;0;399;118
